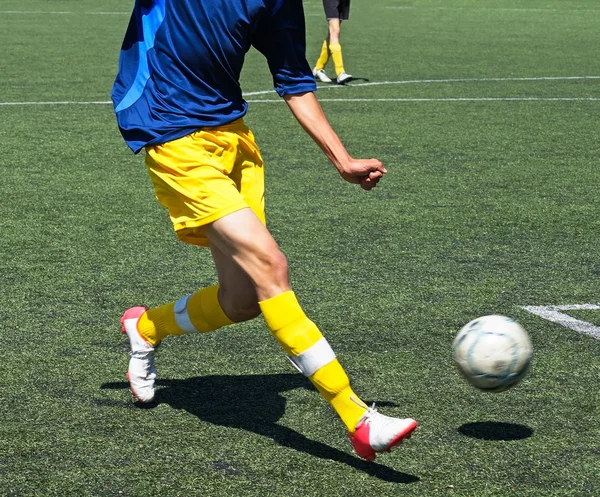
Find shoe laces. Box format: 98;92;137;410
359;403;379;425
360;403;400;429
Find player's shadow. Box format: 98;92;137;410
101;373;419;484
458;421;534;441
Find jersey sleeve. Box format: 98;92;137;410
251;0;317;97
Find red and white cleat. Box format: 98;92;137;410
121;306;156;403
348;405;417;461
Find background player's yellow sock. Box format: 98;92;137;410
260;291;368;432
315;40;329;71
329;42;345;76
137;285;234;346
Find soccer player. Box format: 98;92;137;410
111;0;417;461
313;0;353;84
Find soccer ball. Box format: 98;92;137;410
452;315;533;392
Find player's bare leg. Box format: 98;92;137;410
120;231;260;404
202;208;417;460
209;244;261;323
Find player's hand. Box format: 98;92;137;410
338;158;387;191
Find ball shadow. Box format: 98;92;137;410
458;421;534;441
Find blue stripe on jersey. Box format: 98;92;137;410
115;0;166;113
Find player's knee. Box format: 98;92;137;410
328;25;341;39
263;249;289;287
245;245;290;298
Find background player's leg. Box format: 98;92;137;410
328;18;341;45
327;19;351;82
314;39;330;73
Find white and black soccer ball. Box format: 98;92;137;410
452;315;533;392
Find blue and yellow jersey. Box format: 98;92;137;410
112;0;317;153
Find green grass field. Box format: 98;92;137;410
1;0;599;495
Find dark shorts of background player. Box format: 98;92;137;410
323;0;350;20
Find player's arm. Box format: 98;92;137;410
251;2;386;190
284;91;387;190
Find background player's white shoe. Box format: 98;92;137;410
121;306;157;403
313;68;332;83
348;405;417;460
336;72;353;84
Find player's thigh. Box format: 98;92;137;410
229;125;266;227
144;120;265;247
201;208;290;299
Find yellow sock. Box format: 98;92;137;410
310;361;368;433
259;291;367;432
137;285;234;346
329;42;345;76
315;40;329;71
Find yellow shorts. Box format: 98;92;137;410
145;119;265;247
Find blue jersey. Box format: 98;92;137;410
112;0;317;153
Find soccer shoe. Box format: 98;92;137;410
336;72;353;84
121;306;157;403
313;68;332;83
348;405;417;461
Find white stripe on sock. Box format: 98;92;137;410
288;338;337;377
174;294;198;334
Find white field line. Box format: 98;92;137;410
2;97;599;107
0;101;111;106
385;6;600;13
243;76;600;96
246;98;600;103
4;8;598;14
1;76;599;106
0;11;129;15
522;304;600;340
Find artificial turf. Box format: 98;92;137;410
0;0;598;495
